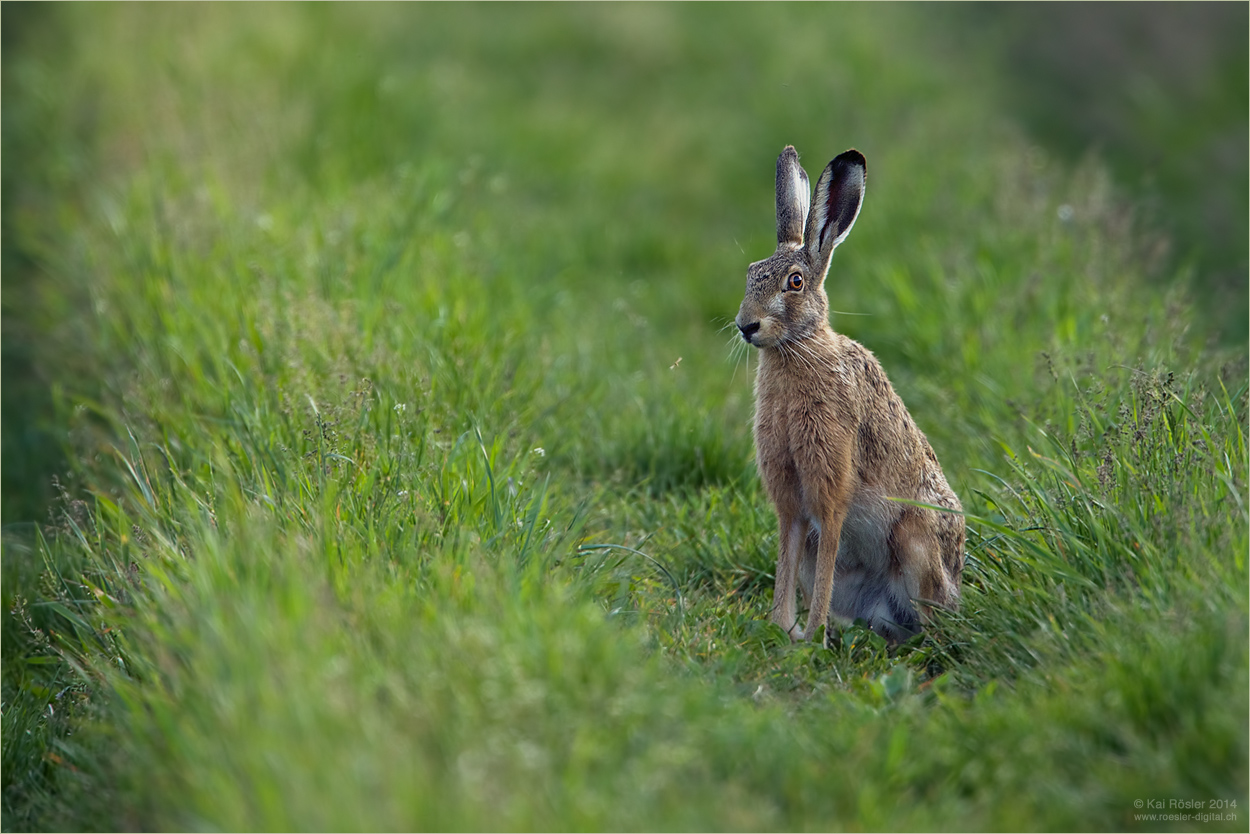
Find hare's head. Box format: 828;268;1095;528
735;146;865;347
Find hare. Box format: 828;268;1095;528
735;145;964;645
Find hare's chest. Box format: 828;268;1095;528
752;394;788;465
753;390;837;486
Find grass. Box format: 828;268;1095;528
3;4;1246;831
959;3;1249;346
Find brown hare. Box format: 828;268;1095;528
735;145;965;645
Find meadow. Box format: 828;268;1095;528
3;5;1246;831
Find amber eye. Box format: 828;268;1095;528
787;272;804;291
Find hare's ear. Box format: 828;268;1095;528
805;149;866;280
776;145;811;247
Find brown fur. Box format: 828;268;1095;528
735;146;965;644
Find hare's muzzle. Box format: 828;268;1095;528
737;320;761;344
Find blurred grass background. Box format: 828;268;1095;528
967;2;1248;346
2;3;1246;831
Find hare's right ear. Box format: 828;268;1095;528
805;149;866;281
776;145;811;247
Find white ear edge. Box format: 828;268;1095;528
819;185;862;253
792;165;811;239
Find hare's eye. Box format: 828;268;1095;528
787;272;804;291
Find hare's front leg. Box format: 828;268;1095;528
770;514;809;641
803;506;848;644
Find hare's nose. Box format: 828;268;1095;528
738;321;760;342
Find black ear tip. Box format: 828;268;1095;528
834;148;866;172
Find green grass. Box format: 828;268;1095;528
958;3;1249;346
3;4;1246;831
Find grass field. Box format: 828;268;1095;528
3;5;1246;831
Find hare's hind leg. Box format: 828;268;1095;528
886;507;957;628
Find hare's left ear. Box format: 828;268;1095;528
805;149;865;281
776;145;811;247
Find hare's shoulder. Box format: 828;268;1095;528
823;336;942;480
787;334;902;429
827;334;894;397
